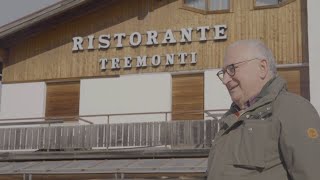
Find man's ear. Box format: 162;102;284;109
259;59;268;79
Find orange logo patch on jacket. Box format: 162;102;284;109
307;128;319;139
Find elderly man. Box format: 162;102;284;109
207;40;320;180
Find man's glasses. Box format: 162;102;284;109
216;58;260;81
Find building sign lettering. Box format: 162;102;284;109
72;24;227;70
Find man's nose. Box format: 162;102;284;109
222;73;232;85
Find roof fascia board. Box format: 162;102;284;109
0;0;91;39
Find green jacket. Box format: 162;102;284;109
207;76;320;180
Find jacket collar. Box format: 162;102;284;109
248;75;287;111
221;76;287;130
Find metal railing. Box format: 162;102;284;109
0;109;227;126
0;110;226;151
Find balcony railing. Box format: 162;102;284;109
0;110;225;151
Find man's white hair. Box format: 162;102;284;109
228;39;277;77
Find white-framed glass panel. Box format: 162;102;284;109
208;0;229;11
185;0;206;10
256;0;282;6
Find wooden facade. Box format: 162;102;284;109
2;0;307;83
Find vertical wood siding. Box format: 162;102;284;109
45;82;80;118
278;67;309;99
172;73;204;120
3;0;306;82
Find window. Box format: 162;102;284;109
184;0;229;13
208;0;229;11
255;0;288;8
185;0;206;10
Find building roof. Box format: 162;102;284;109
0;158;207;180
0;158;208;175
0;148;208;178
0;0;117;47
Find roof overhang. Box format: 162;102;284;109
0;158;207;175
0;0;117;48
0;148;208;178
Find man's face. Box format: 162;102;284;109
221;45;263;108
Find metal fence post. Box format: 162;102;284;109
106;115;110;150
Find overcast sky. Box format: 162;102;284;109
0;0;61;27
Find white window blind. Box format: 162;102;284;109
256;0;284;6
209;0;229;11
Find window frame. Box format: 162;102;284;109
181;0;231;14
254;0;295;10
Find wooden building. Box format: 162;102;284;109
0;0;314;179
0;0;310;121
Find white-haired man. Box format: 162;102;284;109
207;40;320;180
